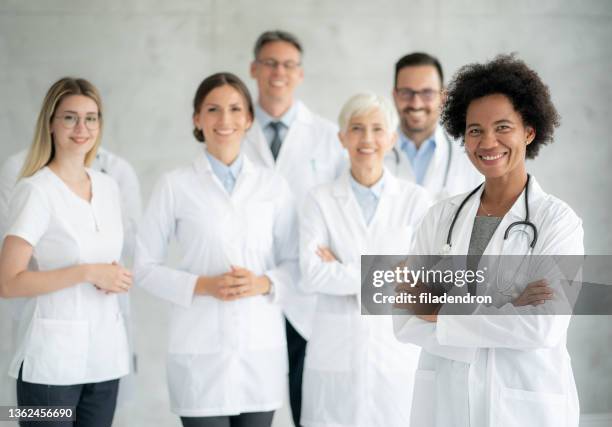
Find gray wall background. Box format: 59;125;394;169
1;0;611;426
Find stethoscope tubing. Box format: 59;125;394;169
445;174;538;251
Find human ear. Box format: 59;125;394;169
525;126;536;145
338;131;348;149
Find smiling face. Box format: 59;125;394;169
50;95;100;162
250;40;304;104
464;93;535;180
339;108;396;175
193;84;253;162
393;65;442;142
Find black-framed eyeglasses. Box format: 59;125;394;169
395;87;440;102
53;113;100;130
256;58;301;71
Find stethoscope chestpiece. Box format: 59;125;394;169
440;243;451;256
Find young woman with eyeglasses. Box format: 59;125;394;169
0;77;131;427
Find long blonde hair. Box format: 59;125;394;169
20;77;104;178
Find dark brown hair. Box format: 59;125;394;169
394;52;444;88
192;72;254;142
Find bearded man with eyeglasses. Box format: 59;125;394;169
387;52;482;201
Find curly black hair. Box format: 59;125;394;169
441;54;560;159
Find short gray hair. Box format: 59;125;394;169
253;30;303;58
338;93;398;134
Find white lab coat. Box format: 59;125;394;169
393;176;583;427
5;167;130;385
299;169;431;427
385;125;483;202
134;152;298;417
243;100;346;339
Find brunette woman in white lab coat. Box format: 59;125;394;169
299;93;432;427
134;72;298;427
0;77;132;427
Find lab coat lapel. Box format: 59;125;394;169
244;121;275;168
389;135;416;182
449;184;482;256
368;169;400;229
274;101;313;169
332;170;368;243
192;150;218;189
421;125;448;193
230;155;258;203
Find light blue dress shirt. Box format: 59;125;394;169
205;151;243;194
349;172;385;225
399;130;437;185
255;102;298;147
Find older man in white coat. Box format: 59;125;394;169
243;30;346;427
387;52;482;201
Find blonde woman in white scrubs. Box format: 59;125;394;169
299;93;432;427
0;77;132;427
134;72;297;427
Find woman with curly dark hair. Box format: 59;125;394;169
394;55;583;427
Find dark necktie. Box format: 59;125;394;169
269;121;283;161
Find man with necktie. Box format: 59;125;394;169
243;30;346;427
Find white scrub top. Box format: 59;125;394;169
5;167;130;385
134;152;298;417
0;147;141;403
299;169;432;427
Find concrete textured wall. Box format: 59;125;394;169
1;0;611;425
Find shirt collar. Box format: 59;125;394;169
205;150;243;180
349;170;386;199
255;102;298;129
399;128;437;153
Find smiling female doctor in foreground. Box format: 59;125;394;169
134;72;297;427
393;55;584;427
299;93;431;427
0;77;131;427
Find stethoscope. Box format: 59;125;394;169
441;174;539;297
441;174;538;255
391;131;453;188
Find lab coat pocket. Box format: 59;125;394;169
246;201;275;252
495;386;567;427
23;318;89;385
410;369;436;427
168;301;220;354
